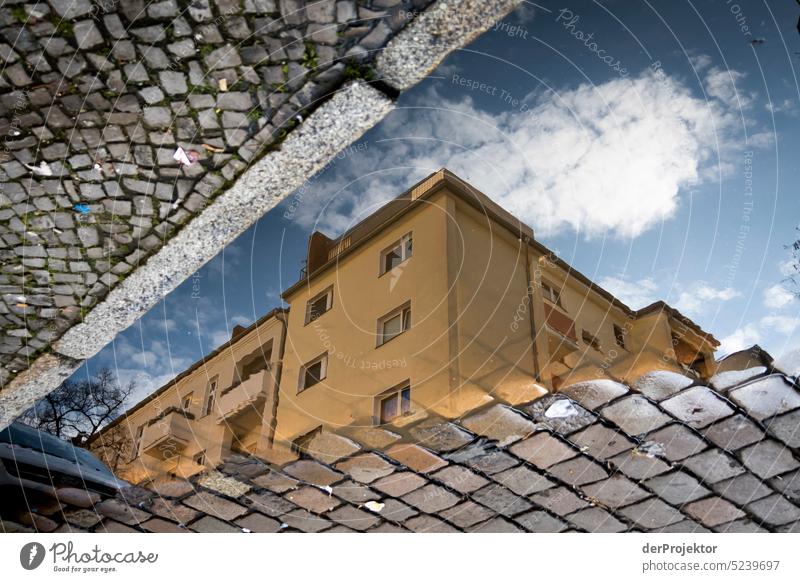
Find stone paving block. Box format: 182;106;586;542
281;509;333;532
189;515;240;533
655;520;711;533
401;484;461;513
377;498;418;523
681;449;745;484
386;443;447;473
580;474;650;508
522;395;596;434
283;487;340;514
569;423;634;460
513;510;569;532
463;449;519;475
609;449;672;480
710;367;767;391
471;483;533;517
711;473;772;506
685;497;745;527
601;395;672;436
633;370;693;401
703;415;764;451
282;459;344;486
644;471;710;505
745;494;800;526
244;490;296;517
403;515;459;533
331;480;380;504
235;512;282;533
567;507;627;532
713;519;768;533
548;456;609;486
335;453;395;483
459;404;536;446
509;431;577;469
728;375;800;420
252;471;299;493
492;465;555;496
530;486;590;516
440;500;496;528
327;505;381;531
739;440;800;479
468;516;523;533
644;423;707;461
559;379;629;410
408;418;475;452
619;497;684;529
430;465;488;494
661;386;735;428
770;469;800;502
373;471;428;497
764;409;800;448
302;431;361;463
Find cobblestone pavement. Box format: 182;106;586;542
3;360;800;533
0;1;438;387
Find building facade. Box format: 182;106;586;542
91;170;718;483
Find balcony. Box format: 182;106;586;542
217;368;272;423
543;302;578;360
140;409;193;460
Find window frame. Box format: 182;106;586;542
376;302;411;347
613;324;627;349
379;232;413;276
304;286;333;325
376;382;412;424
541;280;564;308
131;424;145;460
298;352;328;393
193;451;206;466
181;392;194;412
203;378;218;417
582;330;601;352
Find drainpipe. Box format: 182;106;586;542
523;238;542;383
266;310;289;448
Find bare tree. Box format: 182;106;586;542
789;228;800;295
19;369;135;449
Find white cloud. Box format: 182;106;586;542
763;284;794;309
597;276;659;309
675;284;739;316
295;66;756;239
760;314;799;335
719;324;761;355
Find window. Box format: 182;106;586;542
182;392;193;411
541;281;563;307
305;287;333;324
380;233;413;275
582;330;601;351
378;303;411;346
613;324;626;349
379;383;412;423
131;424;144;459
193;451;206;466
299;353;327;392
204;380;218;416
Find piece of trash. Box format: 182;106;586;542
73;203;90;214
241;527;251;533
364;501;385;513
16;303;28;308
320;485;333;496
636;441;665;458
279;523;288;529
545;399;577;419
23;161;53;176
173;146;199;166
295;114;303;123
202;143;225;153
218;78;228;92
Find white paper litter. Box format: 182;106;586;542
545;399;578;419
364;501;385;513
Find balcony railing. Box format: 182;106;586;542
140;409;193;460
543;302;577;343
217;369;272;423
